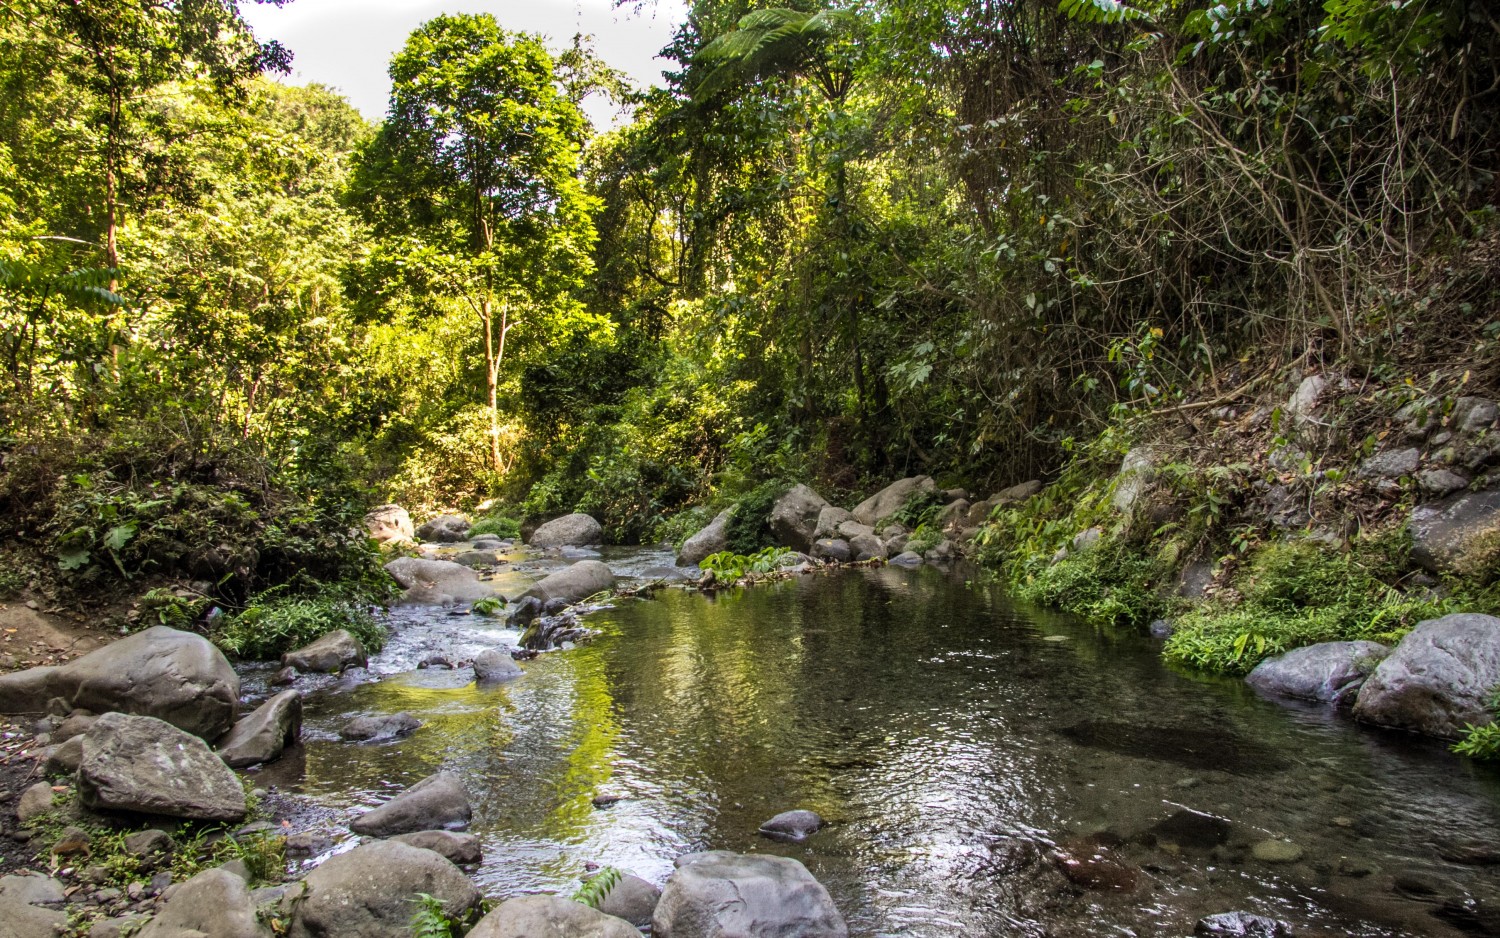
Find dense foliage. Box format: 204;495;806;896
3;0;1497;640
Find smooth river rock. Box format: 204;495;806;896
340;712;421;742
138;868;270;938
653;850;848;938
530;513;605;548
812;538;851;563
468;895;639;938
758;809;824;843
217;690;302;768
522;560;616;606
597;874;662;930
1354;613;1500;739
851;476;934;527
289;840;481;938
350;772;471;836
0;874;68;938
363;505;414;546
0;626;238;739
416;514;471;542
678;509;731;567
385;557;493;605
1246;640;1390;705
473;648;522;683
389;830;482;865
768;484;830;553
78;713;247;821
282;630;367;673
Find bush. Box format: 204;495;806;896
468;509;520;538
1016;538;1170;628
724;481;786;554
215;592;386;660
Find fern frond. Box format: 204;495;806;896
409;893;454;938
572;866;624;909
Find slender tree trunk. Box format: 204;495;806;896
482;296;502;473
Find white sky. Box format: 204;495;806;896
240;0;687;127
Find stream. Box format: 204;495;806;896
240;545;1500;937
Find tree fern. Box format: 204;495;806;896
692;8;853;101
1058;0;1150;25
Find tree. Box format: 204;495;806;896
357;14;599;474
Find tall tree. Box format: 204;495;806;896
357;13;599;473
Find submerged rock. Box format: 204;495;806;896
0;626;239;739
473;648;522;683
759;809;824;843
530;513;604;548
340;712;421;743
78;713;246;821
1354;613;1500;738
654;850;848;938
1251;839;1304;864
1051;843;1137;891
289;840;481;938
889;550;923;567
678;510;731;567
467;895;638;938
522;560;616;606
282;630;367;673
218;690;302;768
768;484;830;553
1057;721;1285;775
1150;809;1231;850
851;476;934;527
1246;641;1390;705
385;557;493;605
349;772;471;837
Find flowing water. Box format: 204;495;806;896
242;549;1500;937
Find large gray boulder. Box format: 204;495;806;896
282;630;367;673
350;772;471;837
217;690;302;768
1410;489;1500;576
0;626;238;739
0;874;68;938
363;505;414;546
385;557;493;605
677;510;731;567
78;713;246;821
813;506;855;540
1354;614;1500;739
530;513;605;548
851;477;934;527
138;868;270;938
811;538;851;563
653;851;848;938
1112;448;1158;517
523;560;616;606
416;514;470;543
768;485;830;553
1246;641;1390;705
849;533;887;562
289;840;481;938
467;896;640;938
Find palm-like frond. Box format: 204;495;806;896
692;8;852;101
0;259;125;307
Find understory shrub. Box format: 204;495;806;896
1016;538;1170;628
215;592;386;660
724;481;786;554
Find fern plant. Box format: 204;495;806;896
410;893;455;938
572;867;624;910
1453;687;1500;760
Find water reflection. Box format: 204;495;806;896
268;561;1500;937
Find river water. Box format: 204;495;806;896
243;548;1500;937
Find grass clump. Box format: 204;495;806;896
1164;540;1448;675
215;591;386;660
468;509;521;539
1016;538;1170;628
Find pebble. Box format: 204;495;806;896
1251;840;1304;864
53;826;92;856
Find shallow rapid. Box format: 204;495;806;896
243;552;1500;937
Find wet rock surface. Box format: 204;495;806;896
467;895;639;938
1246;641;1390;704
530;513;604;549
349;772;472;837
653;850;848;938
288;840;482;938
282;630;368;674
1353;613;1500;738
340;711;422;742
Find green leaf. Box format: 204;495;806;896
103;523;137;552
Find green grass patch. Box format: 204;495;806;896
1015;538;1171;628
468;509;521;539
